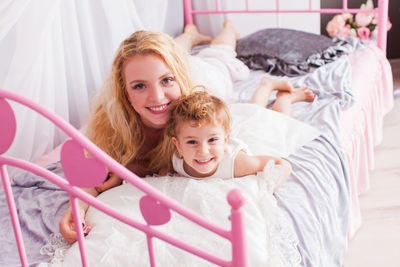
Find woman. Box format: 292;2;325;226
59;21;295;243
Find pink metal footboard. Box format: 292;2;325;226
183;0;389;54
0;88;248;267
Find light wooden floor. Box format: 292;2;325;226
343;59;400;266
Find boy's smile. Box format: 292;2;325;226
172;121;228;177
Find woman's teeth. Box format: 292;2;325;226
149;104;167;111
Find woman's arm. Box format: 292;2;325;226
59;187;98;244
234;150;292;192
59;173;122;244
94;172;123;193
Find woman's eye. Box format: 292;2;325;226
208;137;218;143
186;140;197;145
133;83;146;90
162;77;174;85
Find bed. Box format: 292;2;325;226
0;0;394;266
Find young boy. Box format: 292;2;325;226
164;91;294;192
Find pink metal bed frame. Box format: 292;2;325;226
183;0;389;55
0;0;390;266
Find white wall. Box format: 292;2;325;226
192;0;320;38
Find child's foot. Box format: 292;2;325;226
276;86;315;103
184;24;212;46
223;20;241;40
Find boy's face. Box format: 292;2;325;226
172;121;229;178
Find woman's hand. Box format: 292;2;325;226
59;206;88;244
59;187;97;243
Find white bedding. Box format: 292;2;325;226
41;104;320;266
229;103;321;158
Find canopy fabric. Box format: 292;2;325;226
0;0;182;167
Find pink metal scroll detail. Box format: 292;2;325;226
140;195;172;266
0;97;29;267
60;138;108;188
140;195;171;226
0;98;16;154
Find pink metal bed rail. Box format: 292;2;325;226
0;88;249;267
183;0;390;54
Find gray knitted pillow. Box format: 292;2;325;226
236;28;347;77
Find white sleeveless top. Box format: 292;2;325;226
172;137;249;179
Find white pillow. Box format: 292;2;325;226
229;103;320;158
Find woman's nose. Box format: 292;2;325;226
149;85;165;102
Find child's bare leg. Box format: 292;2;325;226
211;20;240;50
272;87;315;116
175;24;212;52
250;76;294;107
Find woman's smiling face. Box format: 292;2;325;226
124;54;181;129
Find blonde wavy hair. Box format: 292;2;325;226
158;91;231;173
86;30;193;173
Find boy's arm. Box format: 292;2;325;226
234;150;292;192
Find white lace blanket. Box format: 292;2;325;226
39;104;320;266
40;161;301;267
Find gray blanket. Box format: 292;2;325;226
232;48;358;266
0;164;69;266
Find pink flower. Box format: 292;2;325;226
355;12;374;27
326;14;347;37
342;13;353;23
326;1;391;41
336;25;353;38
357;27;371;40
350;28;358;38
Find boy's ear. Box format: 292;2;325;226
172;137;183;155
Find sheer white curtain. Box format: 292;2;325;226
0;0;181;167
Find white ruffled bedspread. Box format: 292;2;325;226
39;104;320;266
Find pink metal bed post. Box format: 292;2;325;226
183;0;193;24
228;189;249;267
377;0;389;55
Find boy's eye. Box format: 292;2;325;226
186;140;197;145
208;137;218;143
133;83;146;90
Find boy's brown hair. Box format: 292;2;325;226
154;91;230;174
166;91;231;139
